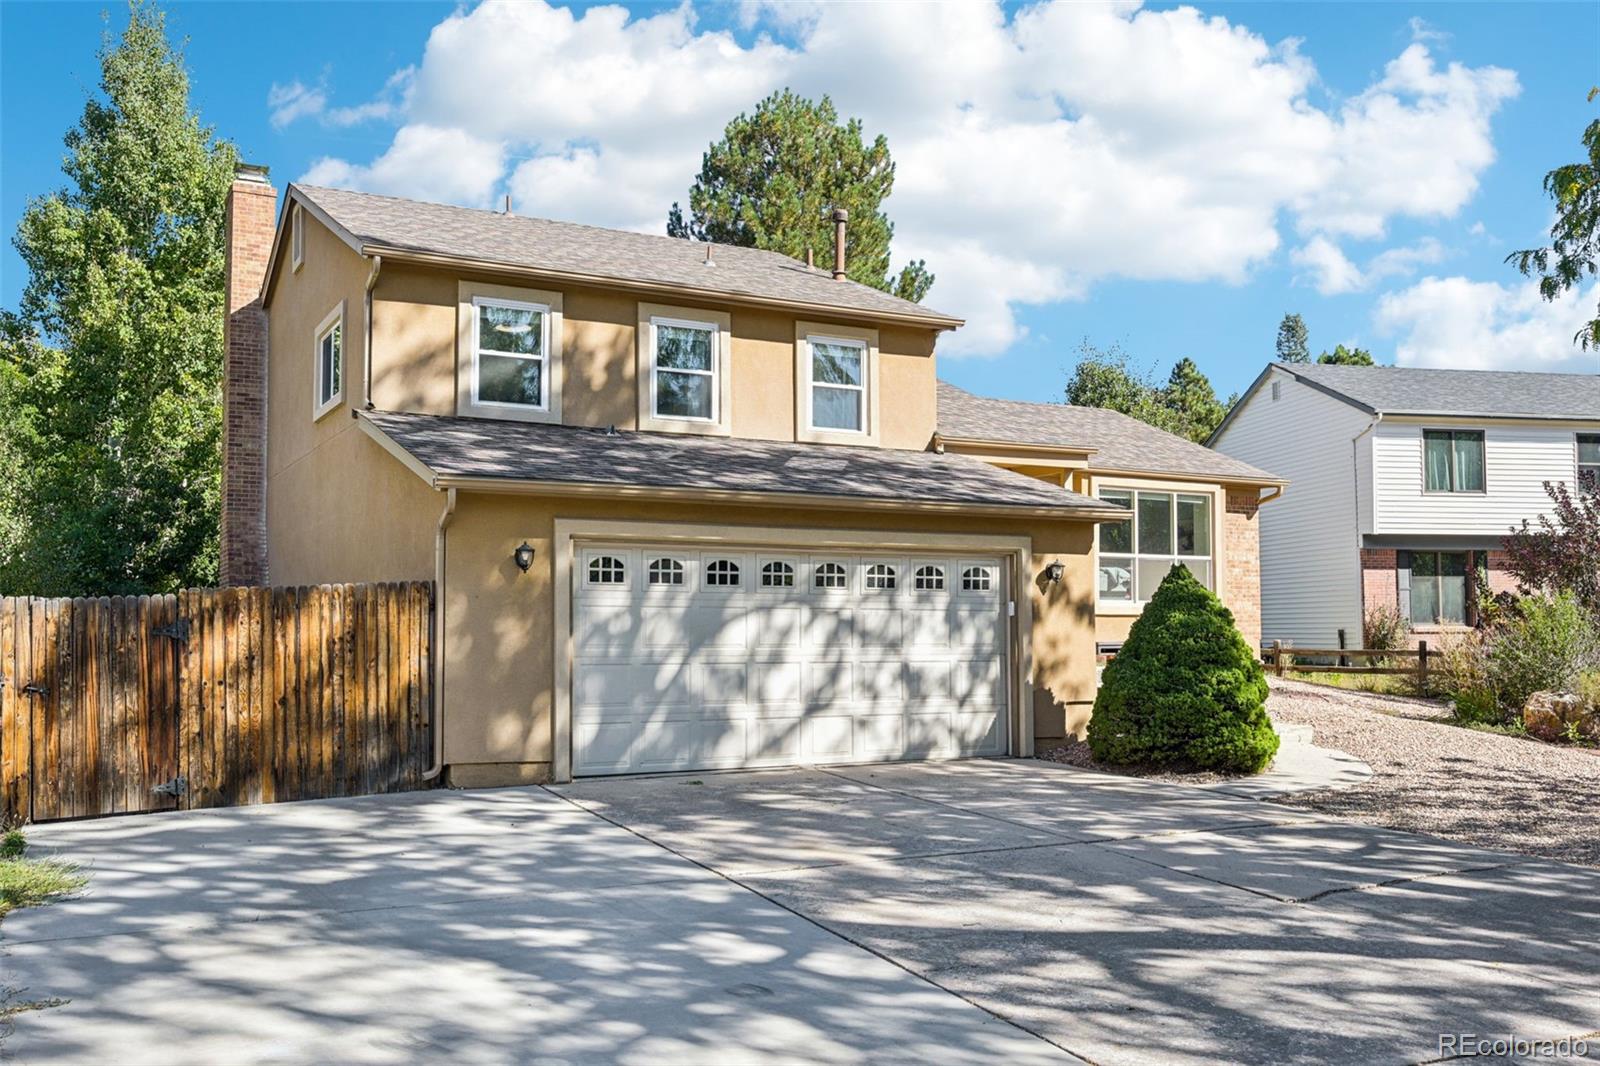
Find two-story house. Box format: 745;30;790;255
223;165;1282;786
1210;360;1600;650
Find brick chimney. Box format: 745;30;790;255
220;163;275;586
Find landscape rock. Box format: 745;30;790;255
1521;691;1587;741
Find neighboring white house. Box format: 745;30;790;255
1209;362;1600;650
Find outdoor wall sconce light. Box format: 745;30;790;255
1043;561;1065;585
513;541;536;573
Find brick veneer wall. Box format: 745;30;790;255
1224;490;1262;652
1360;548;1399;618
220;168;275;586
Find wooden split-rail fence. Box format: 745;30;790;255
1263;640;1431;687
0;582;433;825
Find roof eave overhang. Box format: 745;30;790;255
935;434;1098;460
261;185;371;308
1087;465;1287;488
356;413;1124;523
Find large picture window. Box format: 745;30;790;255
808;337;866;432
1423;430;1485;493
473;297;548;410
1097;489;1212;602
1410;551;1468;625
652;318;717;421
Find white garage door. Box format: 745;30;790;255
572;547;1010;776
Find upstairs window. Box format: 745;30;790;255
1579;434;1600;490
652;319;717;422
473;297;548;410
313;305;343;419
1423;430;1485;493
809;337;866;433
291;203;304;272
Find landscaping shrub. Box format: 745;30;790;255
1486;593;1599;712
1362;604;1410;660
0;832;21;861
1087;564;1278;773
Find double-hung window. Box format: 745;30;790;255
1579;434;1600;490
473;297;548;410
1409;551;1468;625
1096;490;1212;603
808;337;866;433
651;318;717;421
313;304;343;419
1423;430;1485;493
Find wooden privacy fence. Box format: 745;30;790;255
1;582;433;825
1263;640;1430;687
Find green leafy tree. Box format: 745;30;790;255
1064;342;1228;443
0;1;236;595
1087;565;1278;773
1316;344;1377;366
1508;89;1600;351
1275;312;1310;363
667;90;933;302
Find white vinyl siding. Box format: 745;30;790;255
1210;367;1371;649
1371;422;1577;536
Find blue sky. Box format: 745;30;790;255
3;1;1597;403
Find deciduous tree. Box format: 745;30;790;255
1503;481;1600;615
1317;344;1377;366
0;1;236;595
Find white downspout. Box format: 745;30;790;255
422;486;457;781
1351;413;1382;638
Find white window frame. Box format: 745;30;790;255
1576;433;1600;489
290;202;304;273
585;554;627;587
958;563;995;595
312;302;345;421
471;295;550;413
759;558;797;590
645;556;687;587
812;560;849;592
913;563;946;592
794;320;880;446
649;315;720;425
457;281;563;424
1094;486;1216;607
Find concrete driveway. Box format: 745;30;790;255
6;760;1599;1065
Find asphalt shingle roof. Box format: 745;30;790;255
935;382;1282;483
1278;361;1600;420
292;184;961;327
362;410;1117;516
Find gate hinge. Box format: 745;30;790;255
152;618;191;642
21;682;48;698
151;775;188;798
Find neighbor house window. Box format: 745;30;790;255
1579;434;1600;489
473;297;548;410
1097;489;1212;602
291;203;304;272
651;318;717;421
1423;430;1485;493
313;305;343;419
1410;551;1468;625
808;337;866;432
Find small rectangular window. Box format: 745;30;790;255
474;297;547;410
313;305;343;419
652;319;716;421
1423;430;1485;492
291;203;304;271
1578;434;1600;489
809;337;865;432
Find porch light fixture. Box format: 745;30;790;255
513;541;536;572
1043;561;1065;585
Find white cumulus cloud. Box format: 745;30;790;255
291;1;1520;357
1375;276;1600;373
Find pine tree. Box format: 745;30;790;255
1161;357;1228;443
1275;313;1310;363
667;90;934;302
1;1;237;594
1316;344;1377;366
1087;566;1278;773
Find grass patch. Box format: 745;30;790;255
0;857;85;920
1284;670;1439;699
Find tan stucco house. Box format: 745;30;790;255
221;165;1283;786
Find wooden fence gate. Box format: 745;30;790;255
0;582;433;824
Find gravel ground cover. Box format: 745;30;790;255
1266;677;1600;867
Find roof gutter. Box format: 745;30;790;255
362;245;966;332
